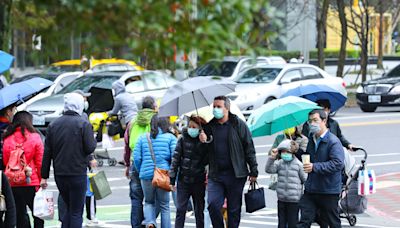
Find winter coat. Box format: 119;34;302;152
0;172;16;227
134;129;177;180
169;129;207;185
299;131;345;194
202;113;258;180
41;111;97;178
109;80;138;124
302;117;351;149
265;157;307;202
3;128;44;187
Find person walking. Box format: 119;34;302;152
124;96;157;228
199;95;258;228
108;80;139;125
297;109;345;228
0;105;16;170
2;111;40;228
41;93;97;228
169;115;208;228
133;115;177;228
265;139;307;228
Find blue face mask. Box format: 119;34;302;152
281;153;293;162
213;108;224;119
309;124;321;136
188;128;200;138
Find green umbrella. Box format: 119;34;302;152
247;96;321;137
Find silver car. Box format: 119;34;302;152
27;70;177;133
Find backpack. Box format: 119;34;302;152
4;142;27;185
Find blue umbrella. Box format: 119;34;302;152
0;51;14;74
0;77;53;109
281;84;347;112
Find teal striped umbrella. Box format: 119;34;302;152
247;96;321;137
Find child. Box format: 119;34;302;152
265;139;307;228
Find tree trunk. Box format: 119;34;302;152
361;4;370;83
0;0;12;50
316;0;329;69
336;0;347;77
377;0;384;69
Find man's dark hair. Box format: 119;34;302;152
150;114;171;139
316;99;331;110
142;96;156;109
309;109;327;120
214;95;230;110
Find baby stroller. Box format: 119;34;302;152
339;147;368;226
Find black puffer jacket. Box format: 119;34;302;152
169;129;207;185
202;113;258;180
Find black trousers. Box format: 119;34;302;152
297;192;341;228
175;180;205;228
278;200;299;228
85;196;96;220
12;186;44;228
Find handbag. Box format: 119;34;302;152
89;170;112;200
146;133;171;192
107;119;123;136
0;171;6;211
244;181;266;213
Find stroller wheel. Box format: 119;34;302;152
348;215;357;226
108;158;117;166
98;159;104;167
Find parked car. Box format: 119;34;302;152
257;56;287;65
26;70;177;133
356;64;400;112
227;64;347;117
13;72;82;111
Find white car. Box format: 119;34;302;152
14;71;82;111
227;64;347;117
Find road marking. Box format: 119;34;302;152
367;161;400;167
341;119;400;127
376;181;400;189
336;112;400;120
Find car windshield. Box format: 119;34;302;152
236;68;282;83
11;73;58;84
56;76;118;94
44;65;81;74
385;65;400;77
194;61;238;77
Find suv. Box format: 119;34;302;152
356;64;400;112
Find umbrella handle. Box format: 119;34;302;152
204;135;213;144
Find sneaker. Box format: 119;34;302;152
85;218;105;227
186;210;194;218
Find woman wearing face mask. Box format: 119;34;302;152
169;115;208;228
265;139;307;228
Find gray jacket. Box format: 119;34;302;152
265;157;307;202
109;80;138;124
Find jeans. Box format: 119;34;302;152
12;186;44;228
130;170;144;228
141;179;171;228
208;174;247;228
55;175;87;228
297;192;341;228
175;181;205;228
277;200;299;228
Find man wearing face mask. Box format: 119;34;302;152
73;90;91;118
199;96;258;228
302;99;354;151
297;109;344;228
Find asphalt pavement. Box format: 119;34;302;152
43;106;400;227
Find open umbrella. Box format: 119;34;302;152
0;77;53;109
159;77;237;117
281;84;347;112
247;96;321;137
0;51;14;74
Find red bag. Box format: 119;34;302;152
5;143;27;185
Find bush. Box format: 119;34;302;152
309;49;359;59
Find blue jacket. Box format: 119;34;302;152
303;131;344;194
133;129;177;180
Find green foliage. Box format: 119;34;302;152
309;49;360;59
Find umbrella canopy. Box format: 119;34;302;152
184;102;246;122
247;96;321;137
0;77;53;110
87;87;114;113
159;77;236;117
281;84;347;112
0;51;14;74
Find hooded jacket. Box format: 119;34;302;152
3;128;44;187
109;80;138;124
169;128;208;185
41;93;97;178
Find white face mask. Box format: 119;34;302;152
84;101;89;111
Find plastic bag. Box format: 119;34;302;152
358;169;376;196
33;188;54;220
268;174;278;191
101;133;114;149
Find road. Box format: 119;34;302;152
44;106;400;227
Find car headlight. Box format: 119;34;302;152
389;86;400;95
237;92;261;102
356;85;364;93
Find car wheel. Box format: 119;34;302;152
264;97;275;104
360;105;377;112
